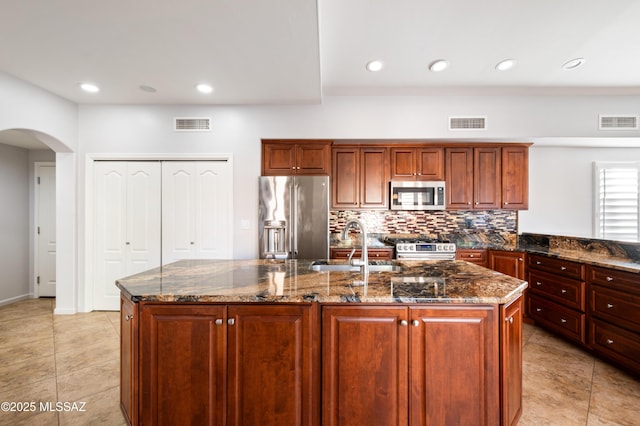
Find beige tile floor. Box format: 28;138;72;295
1;298;639;425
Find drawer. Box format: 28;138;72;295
588;266;640;295
528;270;585;311
589;284;640;334
588;318;640;376
527;293;585;345
456;249;487;266
528;254;584;280
330;248;394;260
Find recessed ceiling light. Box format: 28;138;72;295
429;60;449;72
196;83;213;94
495;59;516;71
80;83;100;93
366;60;383;72
562;57;585;70
139;85;157;93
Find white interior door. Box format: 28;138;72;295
162;161;233;263
94;162;161;310
35;164;56;297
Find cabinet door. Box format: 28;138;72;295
501;146;529;209
262;142;296;175
227;305;319;426
360;147;388;208
490;251;526;280
474;147;501;209
120;295;138;426
322;306;409;426
410;306;499;426
296;142;331;175
390;147;417;180
445;147;474;209
331;148;359;209
139;304;226;426
417;148;444;180
501;297;523;426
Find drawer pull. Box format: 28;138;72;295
505;316;514;324
469;254;475;258
215;319;223;325
536;261;541;265
606;339;614;345
560;266;567;271
536;281;542;286
227;318;235;326
400;320;408;327
561;318;567;323
125;314;134;321
536;308;542;312
561;289;567;294
606;276;614;282
607;303;614;309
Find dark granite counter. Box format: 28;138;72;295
116;258;527;305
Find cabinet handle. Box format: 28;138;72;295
518;258;523;261
504;201;509;205
475;202;479;205
505;316;514;324
467;201;472;205
606;276;614;282
125;314;133;321
215;319;223;325
561;318;567;323
606;339;614;345
228;318;235;326
536;308;542;312
560;266;567;271
469;254;475;258
417;173;422;176
561;289;567;294
375;253;380;257
411;320;420;327
607;303;614;309
400;320;408;327
536;261;541;265
536;281;542;286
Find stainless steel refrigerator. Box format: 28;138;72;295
259;176;329;259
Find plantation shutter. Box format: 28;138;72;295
595;163;640;241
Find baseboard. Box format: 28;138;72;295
54;307;77;315
0;293;33;307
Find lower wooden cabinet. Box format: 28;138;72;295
457;249;488;267
329;247;394;260
322;304;501;426
135;303;319;426
489;250;526;280
120;295;138;426
500;297;523;426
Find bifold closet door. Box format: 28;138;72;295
162;161;233;264
93;162;161;311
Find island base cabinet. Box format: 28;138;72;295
500;297;523;426
322;305;500;426
120;295;139;426
136;303;319;426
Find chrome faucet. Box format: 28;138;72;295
342;219;369;275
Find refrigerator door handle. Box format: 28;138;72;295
291;180;297;258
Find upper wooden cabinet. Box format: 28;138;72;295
331;146;389;209
501;146;529;209
262;140;331;175
390;147;444;181
446;145;529;210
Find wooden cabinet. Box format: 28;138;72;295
322;304;500;426
490;250;526;280
445;145;529;210
137;303;319;426
262;140;331;176
587;266;640;376
120;295;138;426
457;249;488;267
527;254;586;344
331;146;389;209
330;247;394;260
501;146;529;209
390;147;444;180
500;296;523;426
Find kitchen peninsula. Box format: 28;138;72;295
117;258;528;426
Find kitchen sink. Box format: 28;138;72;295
309;260;403;272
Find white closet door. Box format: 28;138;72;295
36;164;56;297
195;162;233;259
162;161;233;263
162;162;196;264
94;162;161;311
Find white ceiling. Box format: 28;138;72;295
2;0;640;148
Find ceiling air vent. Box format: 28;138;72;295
599;115;638;130
449;116;487;131
174;117;211;132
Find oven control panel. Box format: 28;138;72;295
396;243;456;253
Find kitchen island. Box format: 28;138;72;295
117;259;527;426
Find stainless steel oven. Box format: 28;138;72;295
395;241;456;260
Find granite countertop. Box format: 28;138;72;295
116;259;527;305
518;244;640;274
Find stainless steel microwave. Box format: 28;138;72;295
390;181;446;210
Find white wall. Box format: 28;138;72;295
0;144;30;304
519;146;640;238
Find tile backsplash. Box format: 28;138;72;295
330;210;517;236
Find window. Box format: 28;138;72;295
594;162;640;242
